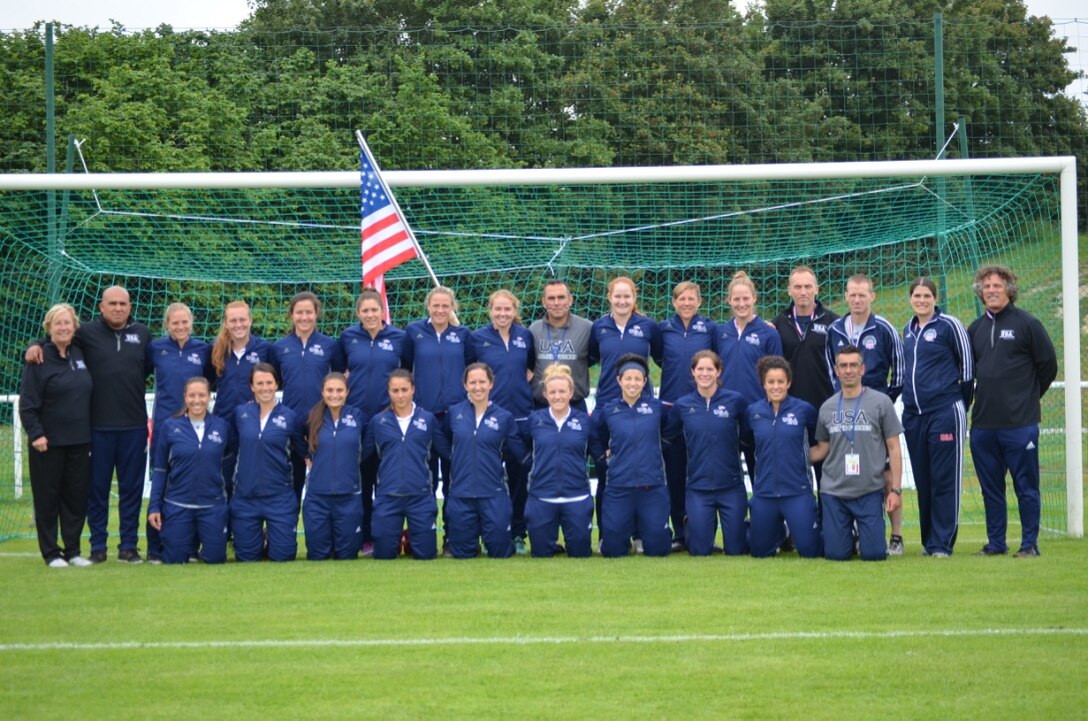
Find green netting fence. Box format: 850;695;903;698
0;166;1076;542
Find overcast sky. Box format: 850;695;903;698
0;0;1083;100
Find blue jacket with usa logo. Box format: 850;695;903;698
525;407;593;499
444;400;527;498
589;397;667;488
716;316;783;404
340;323;408;417
232;401;307;499
469;324;536;418
742;396;817;498
212;336;273;421
403;319;471;414
902;307;974;416
306;404;367;496
825;313;904;401
658;313;717;403
664;388;748;492
147;336;214;427
588;312;662;409
149;414;229;513
271;332;346;418
363;405;452;497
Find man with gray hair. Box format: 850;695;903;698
967;264;1056;558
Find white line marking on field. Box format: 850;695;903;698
2;627;1086;653
0;552;39;557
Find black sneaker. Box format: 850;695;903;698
975;546;1007;556
88;550;107;565
887;534;905;556
117;549;144;564
1013;547;1040;558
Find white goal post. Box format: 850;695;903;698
2;156;1081;537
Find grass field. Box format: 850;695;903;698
2;529;1086;720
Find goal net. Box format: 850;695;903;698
0;157;1080;542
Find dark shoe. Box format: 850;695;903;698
88;550;107;565
975;546;1007;556
670;539;686;553
553;542;566;555
887;534;905;556
513;538;529;555
117;549;144;564
1014;547;1040;558
778;535;795;554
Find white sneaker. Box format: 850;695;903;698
68;556;93;567
47;557;69;568
633;539;644;555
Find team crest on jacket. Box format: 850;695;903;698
782;413;799;426
272;415;287;430
713;405;730;418
513;336;527;349
446;333;462;344
186;353;202;365
1000;329;1016;340
923;328;938;342
309;345;325;356
412;417;428;431
378;339;394;352
342;414;357;427
75;360;87;370
636;402;654;415
484;416;500;431
245;352;261;364
124;333;141;344
862;336;877;350
811;323;827;334
629;325;644;338
744;333;761;346
208;430;224;444
691;320;708;333
567;418;582;431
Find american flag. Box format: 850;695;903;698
360;147;418;316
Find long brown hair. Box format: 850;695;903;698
306;373;348;454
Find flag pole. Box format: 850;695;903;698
355;130;445;292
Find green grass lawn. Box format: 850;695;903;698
2;531;1085;720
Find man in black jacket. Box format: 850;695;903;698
967;265;1057;558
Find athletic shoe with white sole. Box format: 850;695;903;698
47;557;69;568
67;556;93;567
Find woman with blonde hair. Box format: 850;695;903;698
19;304;94;567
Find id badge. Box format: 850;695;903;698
845;453;860;476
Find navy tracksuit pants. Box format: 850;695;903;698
970;425;1042;554
903;401;966;555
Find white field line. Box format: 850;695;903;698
2;628;1085;653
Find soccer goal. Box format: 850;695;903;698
0;156;1081;541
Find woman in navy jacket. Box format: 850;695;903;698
403;286;470;548
146;302;214;562
211;300;273;492
658;281;717;551
363;369;452;560
231;363;307;562
340;288;408;555
147;377;229;564
590;353;671;557
469;289;536;553
302;373;366;560
902;277;973;556
443;363;527;559
742;356;821;558
525;364;595;558
717;271;783;482
664;350;749;556
271;292;346;500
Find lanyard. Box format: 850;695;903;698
836;388;864;452
792;309;813;339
